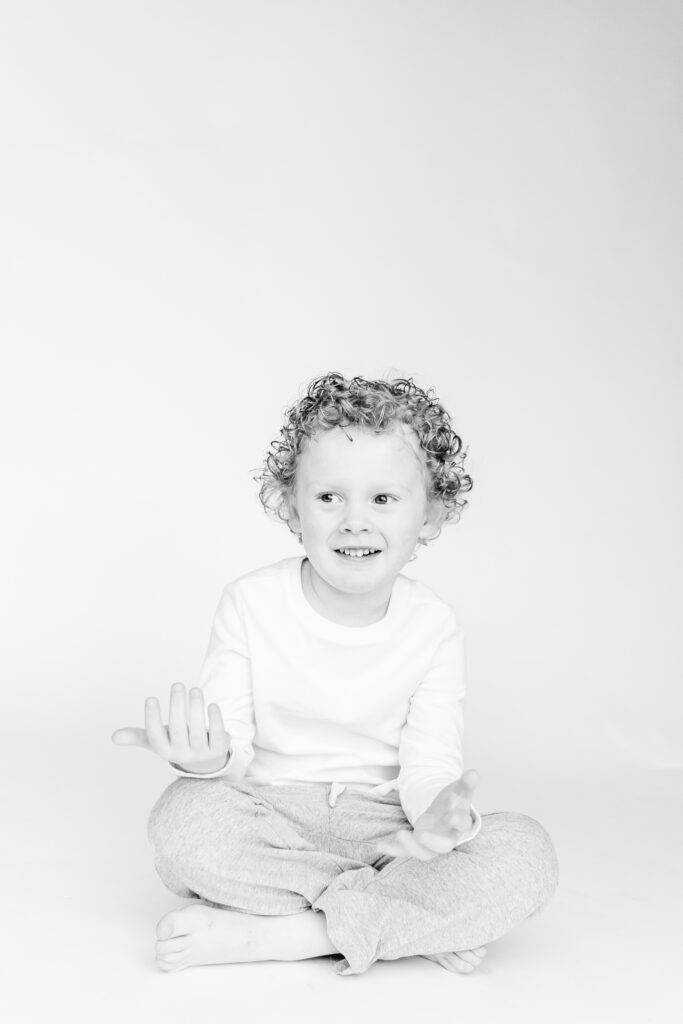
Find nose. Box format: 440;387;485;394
340;502;371;534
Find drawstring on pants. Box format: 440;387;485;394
328;782;346;808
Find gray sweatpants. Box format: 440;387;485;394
148;777;559;976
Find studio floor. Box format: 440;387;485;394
6;736;680;1024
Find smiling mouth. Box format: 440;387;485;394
334;548;381;559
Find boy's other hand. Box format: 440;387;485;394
375;768;480;861
112;683;231;774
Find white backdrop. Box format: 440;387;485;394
1;3;681;1021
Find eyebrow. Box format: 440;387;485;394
306;481;415;493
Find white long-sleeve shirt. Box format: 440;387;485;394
172;556;480;842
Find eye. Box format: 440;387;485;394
373;494;395;505
317;493;340;504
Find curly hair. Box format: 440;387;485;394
254;372;473;546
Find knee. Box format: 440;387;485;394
147;778;201;855
147;778;265;862
487;811;559;906
514;813;559;905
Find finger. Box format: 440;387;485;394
376;830;419;859
455;768;480;798
375;841;403;859
207;703;231;756
418;830;456;853
374;834;405;859
145;696;171;758
168;683;189;748
111;727;151;749
387;829;437;862
188;688;209;751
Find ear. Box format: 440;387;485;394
418;501;446;543
284;491;301;534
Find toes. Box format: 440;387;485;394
157;955;188;973
156;936;188;956
156;946;189;973
443;953;473;974
451;955;474;973
426;953;452;972
156;911;190;941
424;953;473;974
423;946;488;974
157;950;187;965
455;949;481;967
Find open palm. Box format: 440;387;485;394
376;769;480;861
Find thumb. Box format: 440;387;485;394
457;768;480;796
111;727;151;749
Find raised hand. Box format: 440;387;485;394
112;682;231;774
376;769;480;861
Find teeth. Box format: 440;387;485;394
338;548;378;557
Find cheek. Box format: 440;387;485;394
299;505;328;534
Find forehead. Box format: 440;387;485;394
296;425;425;483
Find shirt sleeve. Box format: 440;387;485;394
397;612;481;844
169;584;256;781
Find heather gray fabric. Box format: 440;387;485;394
148;778;559;976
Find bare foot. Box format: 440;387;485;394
421;946;488;974
155;903;337;972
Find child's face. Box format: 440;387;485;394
288;425;440;599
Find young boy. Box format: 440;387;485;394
113;372;558;977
